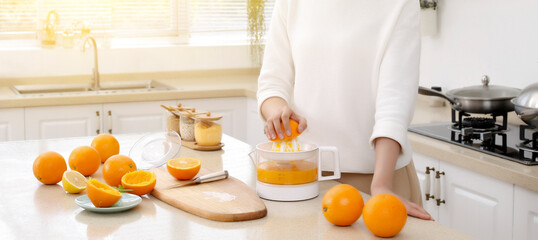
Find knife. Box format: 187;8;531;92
164;170;229;189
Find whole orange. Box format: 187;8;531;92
121;170;156;196
68;146;101;176
269;119;301;141
322;184;364;226
363;193;407;237
166;157;201;180
91;134;120;163
33;151;67;184
102;155;137;187
86;178;122;207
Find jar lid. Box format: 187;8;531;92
194;112;223;121
129;131;181;170
177;108;209;117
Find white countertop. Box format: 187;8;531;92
0;133;472;239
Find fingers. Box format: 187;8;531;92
405;202;433;220
264;106;308;140
264;122;277;140
281;109;292;136
290;112;307;133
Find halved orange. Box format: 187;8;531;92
86;178;122;207
167;157;201;180
121;170;157;196
269;119;301;142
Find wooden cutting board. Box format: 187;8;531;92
151;166;267;222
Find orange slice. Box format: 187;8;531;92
121;170;157;196
86;178;122;207
166;157;201;180
269;119;301;142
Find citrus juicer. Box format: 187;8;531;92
249;142;341;201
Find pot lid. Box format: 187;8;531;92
513;82;538;108
446;75;521;100
129;131;181;170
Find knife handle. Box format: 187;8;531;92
196;170;229;184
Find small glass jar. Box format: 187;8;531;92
62;27;75;49
179;114;195;141
166;113;180;136
194;119;222;146
194;113;223;146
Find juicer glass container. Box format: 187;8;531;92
249;142;340;201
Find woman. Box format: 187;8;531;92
257;0;431;220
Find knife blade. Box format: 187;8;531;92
164;170;229;189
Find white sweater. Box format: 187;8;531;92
257;0;420;173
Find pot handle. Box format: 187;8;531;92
248;151;257;166
519;109;538;121
418;86;462;109
318;146;341;181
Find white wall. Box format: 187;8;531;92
420;0;538;90
0;44;254;78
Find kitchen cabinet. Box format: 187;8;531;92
513;186;538;240
103;101;175;134
21;97;253;141
24;100;175;140
25;104;102;140
413;155;439;220
0;108;25;141
413;153;513;240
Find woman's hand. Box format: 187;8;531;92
260;97;307;140
371;137;432;220
371;187;433;220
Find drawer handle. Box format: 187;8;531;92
96;111;101;134
435;171;446;206
107;110;112;134
425;167;435;201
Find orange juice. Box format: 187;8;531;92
256;160;317;185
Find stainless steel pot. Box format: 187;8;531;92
418;76;521;114
511;82;538;127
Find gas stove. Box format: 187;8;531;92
409;109;538;166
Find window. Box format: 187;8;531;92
0;0;274;45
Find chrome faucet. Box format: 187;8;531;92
82;36;100;90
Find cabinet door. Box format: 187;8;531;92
513;186;538;240
412;153;440;220
25;105;102;140
180;97;247;142
0;108;25;141
438;162;513;240
103;100;175;134
246;98;266;146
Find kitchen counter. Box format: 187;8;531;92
2;73;536;192
411;96;538;192
0;133;472;239
0;70;258;108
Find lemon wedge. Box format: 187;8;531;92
62;170;87;194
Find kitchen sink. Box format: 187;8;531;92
11;80;174;96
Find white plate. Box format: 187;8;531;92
129;131;181;170
75;193;142;213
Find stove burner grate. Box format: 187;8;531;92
517;125;538;162
462;117;496;129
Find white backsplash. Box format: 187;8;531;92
419;0;538;90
